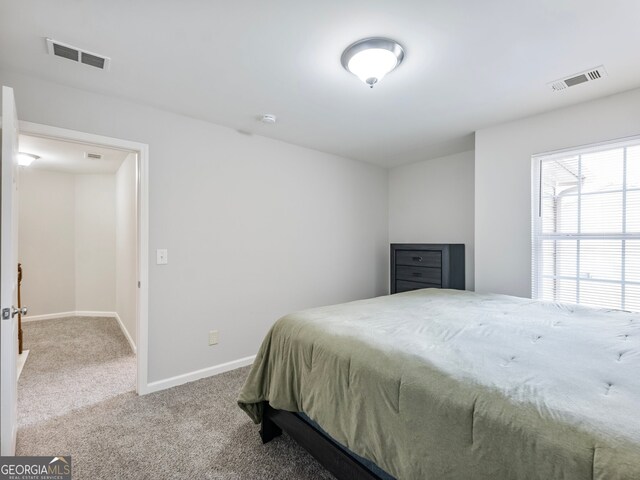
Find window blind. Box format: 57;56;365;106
532;138;640;312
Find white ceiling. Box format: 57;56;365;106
19;135;129;174
2;1;640;167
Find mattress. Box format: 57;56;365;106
238;289;640;479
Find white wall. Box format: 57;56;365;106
1;70;389;384
18;168;116;316
18;169;76;316
475;87;640;297
115;153;137;346
75;174;116;311
388;151;475;290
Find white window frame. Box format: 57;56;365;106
531;134;640;311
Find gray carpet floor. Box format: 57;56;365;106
17;317;335;480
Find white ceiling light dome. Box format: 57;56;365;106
341;37;405;88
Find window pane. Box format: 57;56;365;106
556;195;578;233
542;194;579;234
541;240;555;277
541;156;580;197
540;156;580;234
627;241;640;283
541;278;577;304
580;281;621;310
541;196;556;233
541;240;577;278
557;240;577;276
581;148;624;193
627;146;640;189
625;284;640;313
579;240;621;282
627;191;640;233
541;278;555;302
556;279;577;304
580;192;622;233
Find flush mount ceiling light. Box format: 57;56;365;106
18;153;40;167
341;37;405;88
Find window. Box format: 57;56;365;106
532;137;640;312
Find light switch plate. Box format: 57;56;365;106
156;249;168;265
209;330;219;346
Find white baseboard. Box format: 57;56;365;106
75;311;118;318
145;355;256;394
114;312;137;354
25;310;118;322
23;311;77;322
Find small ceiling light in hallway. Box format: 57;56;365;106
18;153;39;167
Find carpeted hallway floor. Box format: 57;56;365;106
17;317;334;480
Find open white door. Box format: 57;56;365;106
1;85;20;455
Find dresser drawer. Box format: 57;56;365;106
395;250;442;268
395;280;441;293
396;265;441;284
391;244;465;294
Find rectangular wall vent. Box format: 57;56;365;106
85;152;103;160
548;65;607;92
46;38;111;71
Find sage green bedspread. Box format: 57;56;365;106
238;289;640;479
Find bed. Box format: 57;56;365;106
238;289;640;479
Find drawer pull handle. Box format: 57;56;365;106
412;272;422;277
412;256;423;262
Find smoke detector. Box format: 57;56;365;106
46;38;111;70
548;65;607;92
85;152;103;160
260;114;277;124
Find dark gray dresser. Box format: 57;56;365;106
390;244;465;294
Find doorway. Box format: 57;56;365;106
17;121;149;397
15;132;144;434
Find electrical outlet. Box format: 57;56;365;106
208;330;218;346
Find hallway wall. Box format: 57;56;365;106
18;169;76;316
115;153;138;346
18;169;116;317
75;174;116;311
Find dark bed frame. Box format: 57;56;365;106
260;402;386;480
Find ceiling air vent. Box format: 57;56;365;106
46;38;111;71
85;152;103;160
548;66;607;92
